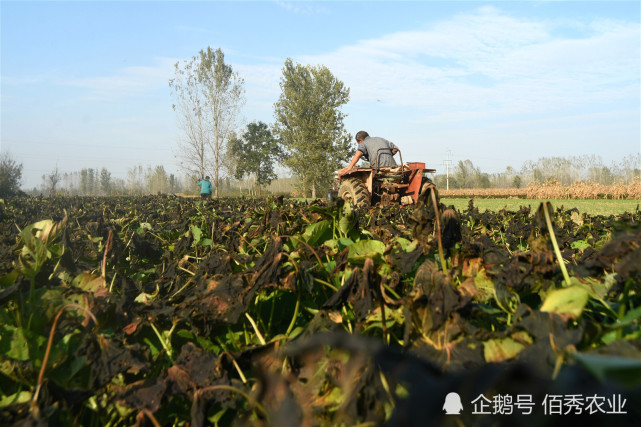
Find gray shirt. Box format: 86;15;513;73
357;136;398;168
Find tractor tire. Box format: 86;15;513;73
338;177;371;208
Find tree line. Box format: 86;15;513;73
434;154;641;190
0;163;183;197
2;150;639;198
0;149;296;197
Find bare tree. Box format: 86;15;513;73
170;60;209;180
45;165;61;195
170;47;245;197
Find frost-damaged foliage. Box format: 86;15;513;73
0;194;640;426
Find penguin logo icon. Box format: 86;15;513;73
443;392;463;415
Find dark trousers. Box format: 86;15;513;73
200;193;211;199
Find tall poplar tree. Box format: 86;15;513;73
273;58;353;198
100;167;112;195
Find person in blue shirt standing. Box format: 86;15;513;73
197;176;213;199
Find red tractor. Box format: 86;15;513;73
334;149;436;207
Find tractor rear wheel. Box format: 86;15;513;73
338;177;371;208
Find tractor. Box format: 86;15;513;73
333;148;436;207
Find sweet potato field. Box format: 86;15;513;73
0;194;640;426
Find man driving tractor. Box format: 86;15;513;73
340;131;399;173
335;130;435;207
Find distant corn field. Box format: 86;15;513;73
440;178;641;200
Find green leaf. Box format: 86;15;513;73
325;237;354;253
571;240;591;250
338;210;356;237
572;275;613;300
323;238;339;252
617;305;641;327
190;226;203;246
0;271;18;287
483;337;527;362
71;272;107;293
394;237;418;252
136;222;153;234
363;306;405;330
338;237;355;247
472;268;496;302
288;326;305;339
301;220;332;246
322;386;344;407
540;285;590;319
17;226;50;278
0;391;32;407
41;289;64;319
348;239;386;265
31;218;66;245
0;324;46;361
199;238;213;246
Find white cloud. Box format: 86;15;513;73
293;6;639;119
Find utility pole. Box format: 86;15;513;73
444;149;452;190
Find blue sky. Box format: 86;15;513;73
2;1;640;190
